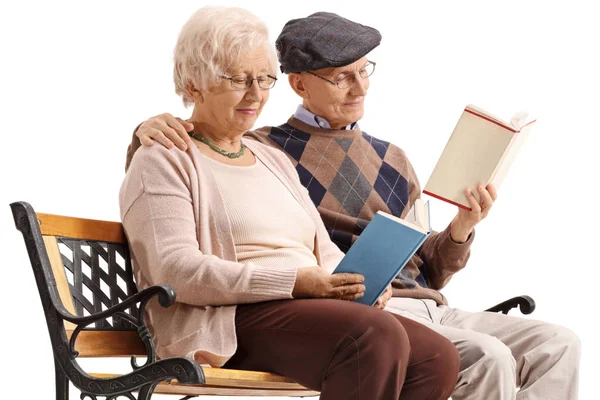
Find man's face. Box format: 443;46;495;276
299;57;371;129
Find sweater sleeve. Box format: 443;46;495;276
404;152;474;290
120;147;298;307
125;124;143;173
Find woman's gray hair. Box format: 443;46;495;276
173;6;278;106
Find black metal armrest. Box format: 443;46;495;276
62;286;206;398
67;284;175;366
63;355;205;399
55;274;206;397
485;295;536;315
62;284;175;326
62;282;206;397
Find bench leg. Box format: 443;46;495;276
54;358;69;400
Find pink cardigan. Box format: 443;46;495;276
119;137;344;366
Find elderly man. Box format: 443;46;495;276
127;12;581;400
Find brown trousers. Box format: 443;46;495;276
223;299;459;400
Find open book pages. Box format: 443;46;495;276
376;199;430;234
465;104;535;131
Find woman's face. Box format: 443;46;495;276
200;47;274;134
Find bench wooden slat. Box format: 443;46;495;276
90;371;318;393
153;384;318;397
66;330;146;357
69;333;314;391
44;236;76;330
38;212;125;243
197;368;305;388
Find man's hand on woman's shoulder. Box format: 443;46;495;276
136;113;194;151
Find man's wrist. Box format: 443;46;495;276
450;219;473;243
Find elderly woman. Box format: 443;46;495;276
120;7;459;400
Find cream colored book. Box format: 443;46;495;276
423;104;536;210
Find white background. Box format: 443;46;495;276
1;1;598;399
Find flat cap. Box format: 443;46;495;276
276;12;381;74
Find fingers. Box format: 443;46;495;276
148;128;175;149
375;287;392;309
385;287;393;303
464;188;481;213
175;117;195;134
139;128;175;149
329;283;365;299
162;126;187;150
478;185;494;213
137;113;193;151
330;273;364;287
139;135;154;147
164;116;194;151
486;183;498;201
340;291;365;301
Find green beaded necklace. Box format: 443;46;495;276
188;131;245;159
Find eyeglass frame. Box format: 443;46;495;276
220;74;278;90
304;61;376;89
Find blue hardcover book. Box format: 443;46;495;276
332;199;432;306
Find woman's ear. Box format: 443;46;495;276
187;83;204;104
288;73;310;100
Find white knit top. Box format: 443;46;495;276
203;154;319;269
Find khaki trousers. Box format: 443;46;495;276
385;298;581;400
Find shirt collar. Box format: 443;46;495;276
294;105;357;130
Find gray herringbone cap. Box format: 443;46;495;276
276;12;381;74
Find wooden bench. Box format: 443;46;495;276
11;201;535;399
11;201;319;399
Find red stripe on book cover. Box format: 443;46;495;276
423;190;472;211
464;109;537;133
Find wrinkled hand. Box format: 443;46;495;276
374;285;392;310
136;113;195;151
450;183;497;242
293;267;365;301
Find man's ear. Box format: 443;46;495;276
288;73;310;100
187;83;204;104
